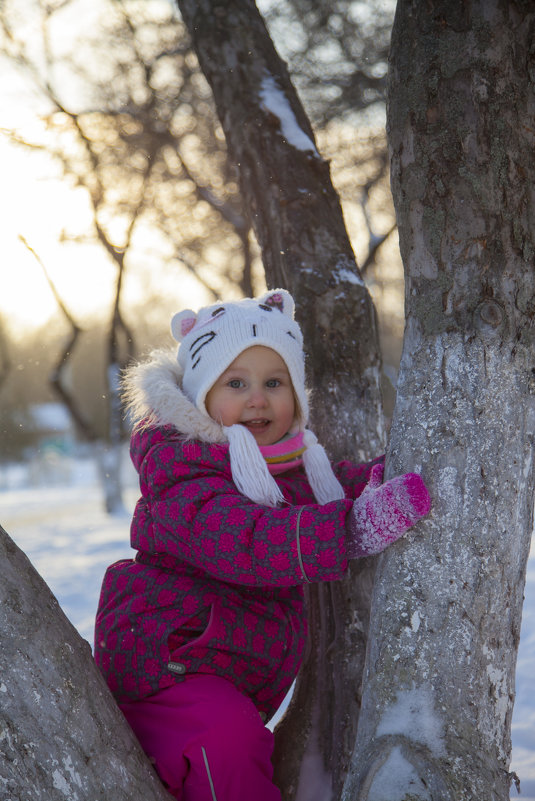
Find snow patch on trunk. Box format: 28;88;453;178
259;75;319;156
365;746;432;801
334;266;365;287
376;685;445;757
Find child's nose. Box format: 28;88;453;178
247;388;268;408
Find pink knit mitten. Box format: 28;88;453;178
346;464;431;558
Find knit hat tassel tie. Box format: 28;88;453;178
224;425;345;508
302;429;345;505
224;425;284;507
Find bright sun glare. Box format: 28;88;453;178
0;1;168;337
1;133;119;334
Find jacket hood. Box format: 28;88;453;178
122;349;346;508
122;348;226;444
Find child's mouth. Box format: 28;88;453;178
242;419;271;432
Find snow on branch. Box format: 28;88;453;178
259;75;320;157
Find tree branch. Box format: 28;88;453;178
18;235;98;442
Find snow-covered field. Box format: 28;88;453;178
0;454;533;799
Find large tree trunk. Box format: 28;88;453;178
343;3;535;799
0;525;170;801
175;1;385;796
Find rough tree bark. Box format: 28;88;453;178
175;0;385;797
0;525;171;800
343;3;535;799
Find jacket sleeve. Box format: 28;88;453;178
134;434;354;588
333;454;385;501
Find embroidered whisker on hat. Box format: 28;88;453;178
171;289;345;507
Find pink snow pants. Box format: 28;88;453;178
120;675;282;801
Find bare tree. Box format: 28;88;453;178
1;0;256;507
18;236;99;442
0;523;171;801
2;2;388;797
343;2;535;799
261;0;394;127
175;0;535;798
261;0;398;276
17;230;131;511
1;0;251;294
175;1;384;797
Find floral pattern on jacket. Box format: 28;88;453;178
93;350;382;720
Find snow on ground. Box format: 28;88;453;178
0;453;138;644
0;454;534;799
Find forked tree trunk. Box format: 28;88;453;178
175;1;385;797
0;525;170;801
2;3;381;798
343;3;535;799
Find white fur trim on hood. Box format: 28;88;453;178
122;348;226;443
122;348;344;507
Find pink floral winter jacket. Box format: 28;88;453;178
94;350;381;721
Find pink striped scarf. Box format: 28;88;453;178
259;432;306;475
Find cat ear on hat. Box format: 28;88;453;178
171;310;197;343
259;289;295;318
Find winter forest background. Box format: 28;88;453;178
1;0;534;799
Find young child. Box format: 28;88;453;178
94;289;430;801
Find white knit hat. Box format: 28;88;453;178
171;289;345;507
172;289;308;423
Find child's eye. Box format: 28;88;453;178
266;379;281;388
228;379;244;389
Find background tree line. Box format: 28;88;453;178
0;0;400;465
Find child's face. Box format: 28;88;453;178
205;346;296;446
